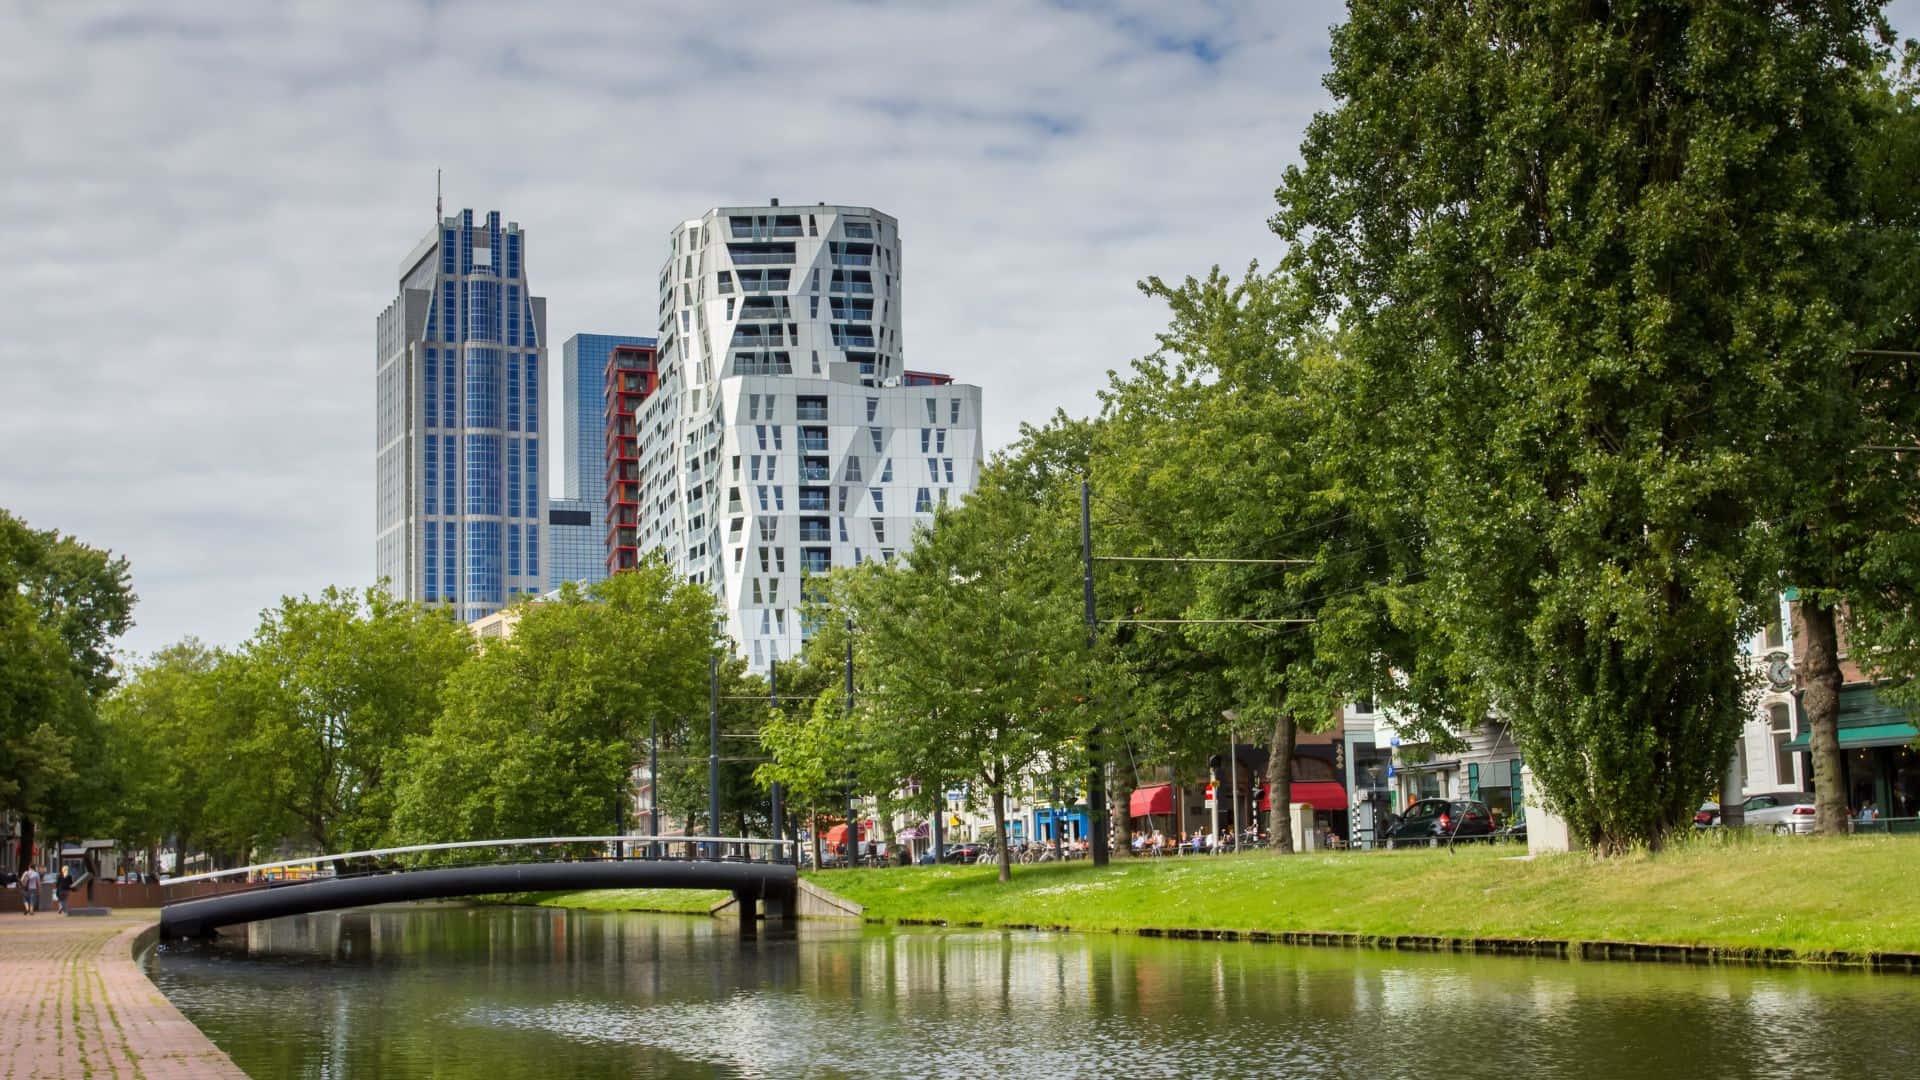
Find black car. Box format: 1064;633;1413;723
1384;799;1496;847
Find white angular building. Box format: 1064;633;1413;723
637;202;984;669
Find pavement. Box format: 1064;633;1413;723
0;905;246;1079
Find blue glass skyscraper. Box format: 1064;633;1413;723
549;333;653;591
376;208;548;623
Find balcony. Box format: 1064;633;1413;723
798;488;830;511
795;401;828;422
832;332;877;349
830;280;874;294
798;428;829;452
831;253;873;267
728;243;796;265
800;548;832;574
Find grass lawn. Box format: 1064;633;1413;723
489;887;727;915
801;834;1920;960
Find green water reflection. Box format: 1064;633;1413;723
147;905;1920;1078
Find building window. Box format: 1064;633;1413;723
871;518;886;543
1771;703;1796;786
880;459;893;482
920;428;930;453
951;398;962;423
943;458;954;483
925;398;938;423
846;457;863;481
870;487;885;512
916;488;932;512
1764;599;1785;649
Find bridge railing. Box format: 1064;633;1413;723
161;835;799;898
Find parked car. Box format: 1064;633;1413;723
1695;801;1720;827
1739;791;1818;834
940;842;988;864
1384;799;1495;847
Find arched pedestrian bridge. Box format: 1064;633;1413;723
157;836;799;939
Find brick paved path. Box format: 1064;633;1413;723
0;908;246;1079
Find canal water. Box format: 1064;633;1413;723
147;905;1920;1079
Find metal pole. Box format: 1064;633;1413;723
769;663;784;851
1050;771;1064;860
845;617;857;868
648;717;660;859
1083;479;1110;867
1228;733;1239;851
709;653;721;860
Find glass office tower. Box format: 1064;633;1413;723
375;208;548;623
550;333;654;590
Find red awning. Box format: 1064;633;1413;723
1129;784;1174;817
824;823;867;845
1257;781;1347;811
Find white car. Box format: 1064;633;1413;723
1739;791;1818;834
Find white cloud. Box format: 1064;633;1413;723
3;0;1913;657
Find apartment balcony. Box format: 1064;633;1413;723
831;253;873;267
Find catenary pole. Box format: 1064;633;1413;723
648;717;660;859
709;653;721;860
769;663;784;849
1083;480;1110;867
845;617;858;869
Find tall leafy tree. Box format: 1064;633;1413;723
814;427;1092;881
1095;268;1460;851
389;562;724;844
1769;52;1920;833
229;586;471;853
1273;0;1899;851
1;509;134;866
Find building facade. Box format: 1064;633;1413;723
376;208;549;622
551;333;656;589
606;342;660;574
637;202;983;668
546;498;599;592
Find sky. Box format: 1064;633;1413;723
3;0;1917;659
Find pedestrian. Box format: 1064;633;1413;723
54;865;71;915
20;864;40;915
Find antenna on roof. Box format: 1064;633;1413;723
436;169;443;221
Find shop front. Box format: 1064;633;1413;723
1785;684;1920;820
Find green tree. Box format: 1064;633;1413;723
1;509;135;866
97;640;247;871
1273;0;1898;851
1095;268;1462;851
228;586;471;854
389;561;723;845
815;428;1091;881
1769;53;1920;833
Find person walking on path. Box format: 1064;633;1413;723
19;864;40;915
54;866;72;915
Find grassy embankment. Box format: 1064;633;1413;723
508;836;1920;962
494;887;726;914
806;835;1920;959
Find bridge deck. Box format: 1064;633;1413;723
159;860;798;938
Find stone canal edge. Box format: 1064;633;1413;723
0;909;246;1080
869;914;1920;972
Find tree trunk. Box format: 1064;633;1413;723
16;818;32;873
1802;599;1847;835
1266;714;1297;854
991;785;1011;883
1109;752;1136;855
810;810;824;872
